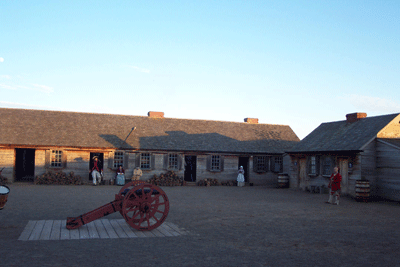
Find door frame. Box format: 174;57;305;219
184;155;197;182
89;152;104;180
15;148;36;182
238;157;249;182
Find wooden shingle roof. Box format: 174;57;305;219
287;113;400;153
0;108;299;154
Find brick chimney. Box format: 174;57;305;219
244;118;259;124
148;111;164;118
346;112;367;123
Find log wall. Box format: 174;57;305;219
0;148;14;181
360;140;377;196
2;146;285;186
376;141;400;201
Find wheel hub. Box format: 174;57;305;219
140;202;151;213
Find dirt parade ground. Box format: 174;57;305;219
1;183;399;267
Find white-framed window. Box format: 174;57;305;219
168;154;179;170
114;151;124;168
140;153;151;169
308;156;317;175
51;150;62;168
254;156;268;172
211;155;221;171
322;157;333;176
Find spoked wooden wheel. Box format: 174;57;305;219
121;183;169;231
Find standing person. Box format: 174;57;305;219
116;165;125;185
90;156;103;186
237;166;245;187
326;166;342;205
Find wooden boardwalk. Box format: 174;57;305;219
18;219;189;241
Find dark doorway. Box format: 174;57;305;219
15;148;35;182
184;156;197;182
89;153;104;180
238;157;249;182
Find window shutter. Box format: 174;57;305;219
163;154;168;170
62;151;67;168
270;157;276;173
265;157;270;172
108;152;114;169
123;153;129;169
135;153;140;168
220;156;224;171
151;154;155;170
45;150;51;168
178;155;183;170
253;156;257;172
206;155;211;171
306;156;310;174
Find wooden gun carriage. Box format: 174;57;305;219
66;181;169;231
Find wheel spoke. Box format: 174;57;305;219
126;205;139;213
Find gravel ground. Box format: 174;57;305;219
0;183;399;267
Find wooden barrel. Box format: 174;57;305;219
278;174;289;188
0;185;10;210
355;180;370;201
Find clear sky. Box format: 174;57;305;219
1;0;399;139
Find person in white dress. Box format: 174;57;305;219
237;166;245;187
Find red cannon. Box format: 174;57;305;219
66;181;169;231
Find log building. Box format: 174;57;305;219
0;108;299;186
286;112;400;201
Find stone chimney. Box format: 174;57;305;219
346;112;367;123
148;111;164;118
244;118;259;124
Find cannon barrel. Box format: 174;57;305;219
66;198;123;230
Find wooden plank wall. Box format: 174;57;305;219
360;140;377;196
376;141;400;201
0;148;14;181
3;146;283;186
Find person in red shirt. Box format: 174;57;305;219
326;166;342;205
90;157;103;186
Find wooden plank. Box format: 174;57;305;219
50;220;62;240
159;223;180;236
142;230;156;237
101;219;119;238
155;224;174;237
133;229;147;238
115;219;138;238
149;228;166;237
79;225;90;239
86;221;100;239
18;220;37;241
69;228;80;240
39;220;54;240
29;220;45;241
60;220;70;240
94;220;109;239
109;220;128;238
